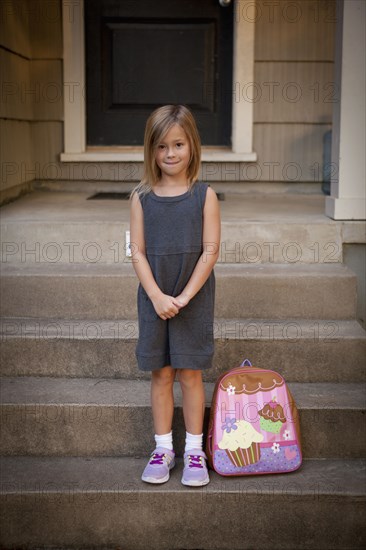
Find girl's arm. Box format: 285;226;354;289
175;186;221;307
129;192;181;319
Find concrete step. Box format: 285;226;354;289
0;218;346;265
2;188;365;264
1;455;365;549
3;188;365;265
0;262;357;319
1;317;365;383
1;378;365;458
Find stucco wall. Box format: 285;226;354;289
0;0;63;204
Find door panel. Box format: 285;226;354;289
85;0;233;145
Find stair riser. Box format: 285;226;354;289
1;337;365;383
0;273;357;319
1;405;364;458
1;494;365;550
0;221;343;264
220;222;343;264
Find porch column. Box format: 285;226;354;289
325;0;366;220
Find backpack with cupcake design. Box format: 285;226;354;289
206;359;302;476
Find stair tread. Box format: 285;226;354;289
1;317;365;339
2;189;365;229
0;190;343;223
1;377;365;409
0;261;357;277
0;217;344;227
1;456;365;497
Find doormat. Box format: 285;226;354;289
87;192;131;200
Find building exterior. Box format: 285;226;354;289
2;0;364;219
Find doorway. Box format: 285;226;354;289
85;0;234;146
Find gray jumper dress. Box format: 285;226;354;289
136;181;215;371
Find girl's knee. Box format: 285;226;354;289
152;366;176;386
178;369;203;389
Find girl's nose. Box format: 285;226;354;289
167;148;175;158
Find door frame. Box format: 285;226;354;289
61;0;257;162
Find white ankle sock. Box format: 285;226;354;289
185;431;203;453
154;431;173;451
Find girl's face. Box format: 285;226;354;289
155;124;191;181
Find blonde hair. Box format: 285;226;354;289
130;105;201;199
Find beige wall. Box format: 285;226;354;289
0;0;63;204
0;0;335;199
252;0;335;182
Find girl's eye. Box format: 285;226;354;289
158;145;165;149
176;143;183;148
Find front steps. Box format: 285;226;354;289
0;189;365;549
1;457;365;550
1;317;365;382
1;189;363;265
0;262;358;319
1;378;365;458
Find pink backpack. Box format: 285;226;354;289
206;359;302;476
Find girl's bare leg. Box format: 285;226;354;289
177;369;205;434
151;366;176;434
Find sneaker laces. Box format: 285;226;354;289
187;454;205;469
149;452;167;465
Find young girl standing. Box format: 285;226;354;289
129;105;220;486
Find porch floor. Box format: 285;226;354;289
0;188;343;224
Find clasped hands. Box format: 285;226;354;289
151;291;191;320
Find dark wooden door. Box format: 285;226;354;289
85;0;233;146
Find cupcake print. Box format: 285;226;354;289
218;417;264;467
258;396;286;433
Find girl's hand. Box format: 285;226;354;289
173;292;191;309
151;293;181;320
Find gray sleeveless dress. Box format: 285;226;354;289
135;181;215;371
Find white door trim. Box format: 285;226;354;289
62;0;86;155
61;0;257;162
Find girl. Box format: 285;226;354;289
129;105;220;486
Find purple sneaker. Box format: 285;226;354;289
141;447;175;484
181;449;210;487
